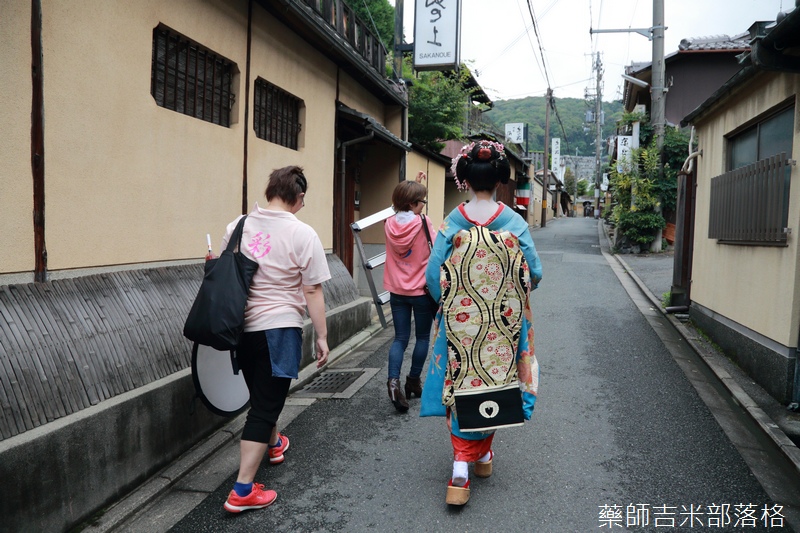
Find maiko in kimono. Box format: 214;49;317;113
420;140;543;506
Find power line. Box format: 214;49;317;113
525;0;553;89
360;0;387;51
473;22;534;75
515;0;547;82
476;0;563;75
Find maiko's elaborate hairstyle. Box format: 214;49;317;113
452;140;511;192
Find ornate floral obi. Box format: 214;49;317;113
440;225;530;408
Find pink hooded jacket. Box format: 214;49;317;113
383;213;436;296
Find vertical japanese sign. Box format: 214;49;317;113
616;135;633;173
505;123;525;144
413;0;461;71
551;138;561;180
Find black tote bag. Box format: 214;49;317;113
183;216;259;351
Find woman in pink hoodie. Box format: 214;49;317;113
383;176;436;412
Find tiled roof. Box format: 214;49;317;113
678;32;750;51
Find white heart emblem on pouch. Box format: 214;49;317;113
479;400;500;419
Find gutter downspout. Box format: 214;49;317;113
340;129;375;188
32;0;46;282
400;104;408;182
242;0;253;214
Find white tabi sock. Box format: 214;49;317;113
478;450;492;463
452;461;468;486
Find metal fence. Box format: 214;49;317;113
708;153;795;246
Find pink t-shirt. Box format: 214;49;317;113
222;204;331;332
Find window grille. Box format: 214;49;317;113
150;24;235;127
708;153;794;246
253;78;301;150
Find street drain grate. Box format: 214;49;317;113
306;372;360;393
295;368;379;399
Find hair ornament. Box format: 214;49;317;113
450;140;506;191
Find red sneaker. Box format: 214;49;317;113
224;483;277;513
268;433;290;465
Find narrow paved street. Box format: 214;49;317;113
165;217;789;532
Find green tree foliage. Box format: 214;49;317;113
563;168;589;197
341;0;468;152
343;0;395;51
408;66;474;152
563;167;577;196
658;126;693;214
484;97;625;154
608;112;694;247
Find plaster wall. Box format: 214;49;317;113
692;72;800;347
530;183;544;227
4;0;401;275
357;143;402;244
39;0;248;270
337;72;402;138
406;150;446;231
1;3;36;274
246;6;338;248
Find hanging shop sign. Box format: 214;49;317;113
414;0;461;71
506;123;525;144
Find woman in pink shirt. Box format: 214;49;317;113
383;176;436;412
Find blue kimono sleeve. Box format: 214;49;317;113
519;231;542;288
425;229;452;302
523;391;537;420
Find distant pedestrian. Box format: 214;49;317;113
421;141;542;506
221;166;331;513
383;174;436;412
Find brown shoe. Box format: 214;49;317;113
387;378;409;412
474;451;493;478
404;375;422;399
446;479;470;505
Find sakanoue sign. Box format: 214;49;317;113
413;0;461;71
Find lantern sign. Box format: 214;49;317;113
413;0;461;71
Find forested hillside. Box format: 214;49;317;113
484;97;625;156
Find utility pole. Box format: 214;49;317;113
650;0;666;251
541;88;552;228
651;0;665;154
393;0;410;182
393;0;404;81
593;53;603;219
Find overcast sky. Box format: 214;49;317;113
390;0;789;102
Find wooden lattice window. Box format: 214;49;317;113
150;24;235;127
253;77;301;150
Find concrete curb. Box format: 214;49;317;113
89;320;387;532
600;221;800;479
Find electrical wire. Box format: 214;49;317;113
473;22;535;75
525;0;553;89
474;0;562;75
360;0;387;51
